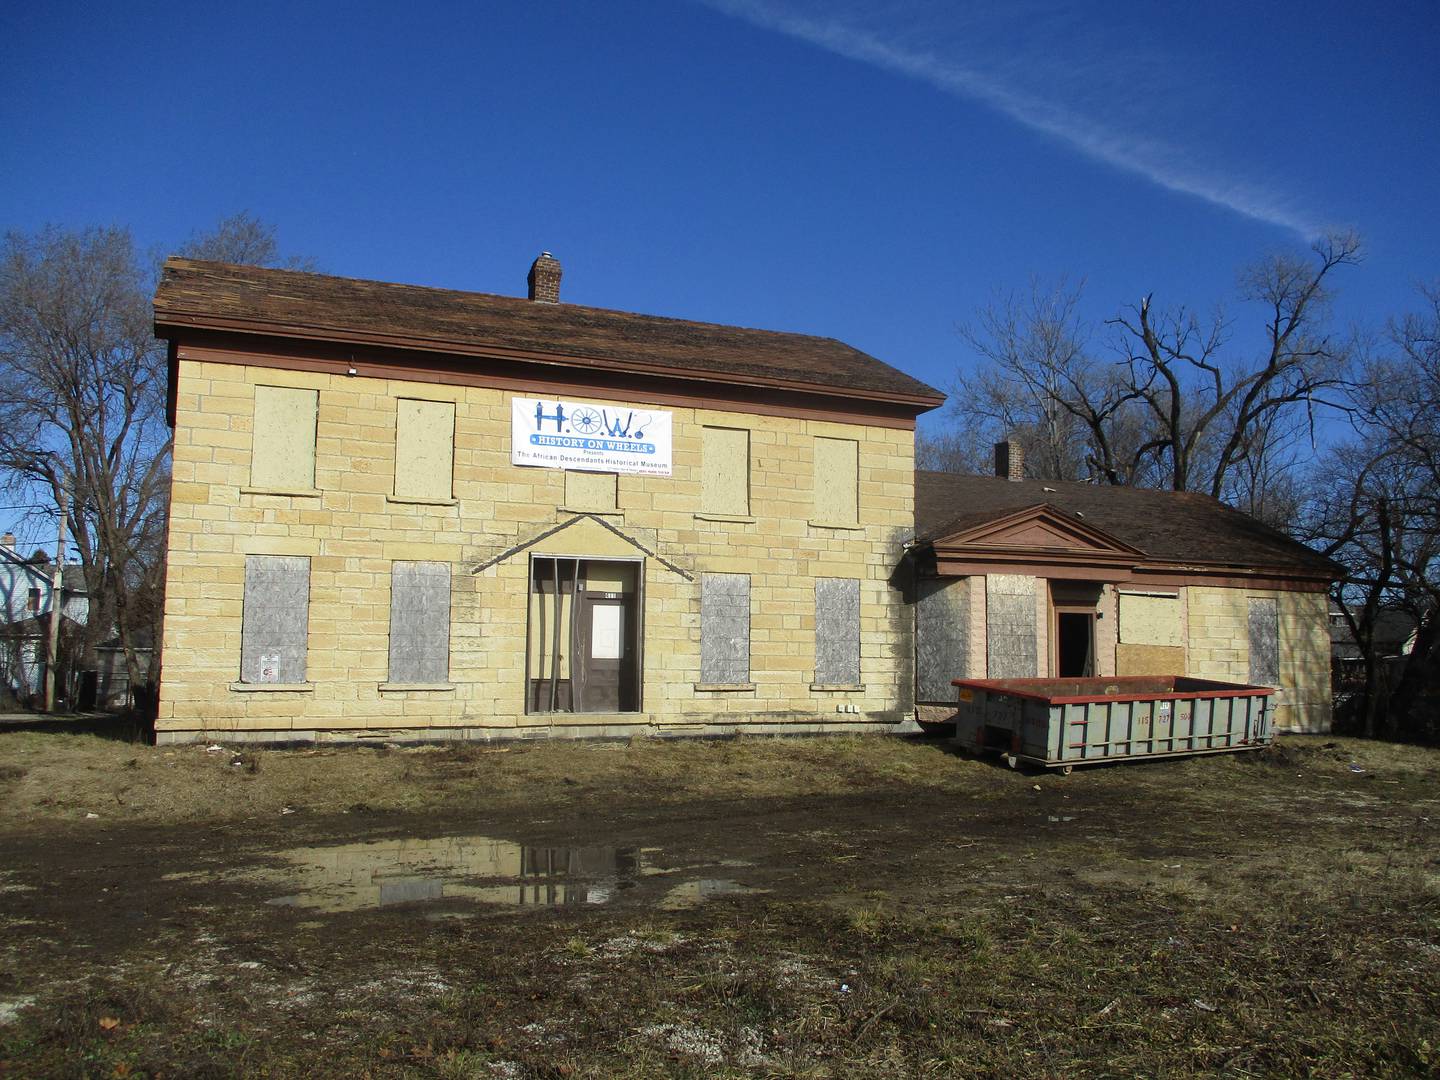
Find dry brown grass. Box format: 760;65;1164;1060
0;730;996;829
0;731;1436;1077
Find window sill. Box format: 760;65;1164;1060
693;513;756;524
229;682;314;693
378;682;456;693
810;683;866;693
241;486;322;499
386;495;458;507
808;519;863;531
694;682;756;693
560;506;622;518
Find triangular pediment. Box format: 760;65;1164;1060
471;513;692;579
933;503;1146;559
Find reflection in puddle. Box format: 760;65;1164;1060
263;835;637;913
658;879;768;910
251;835;761;915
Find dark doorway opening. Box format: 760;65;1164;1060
1056;612;1096;677
528;557;641;714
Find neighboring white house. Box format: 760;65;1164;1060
0;532;88;705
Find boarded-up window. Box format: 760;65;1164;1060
916;578;968;701
815;577;861;685
1118;592;1181;646
1249;597;1280;686
700;573;749;685
813;437;858;524
251;386;318;490
395;399;455;500
701;426;749;515
240;556;310;683
388;562;451;684
564;470;617;512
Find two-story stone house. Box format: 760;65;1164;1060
152;255;944;744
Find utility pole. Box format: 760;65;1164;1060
44;487;67;713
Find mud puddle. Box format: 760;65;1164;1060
177;833;768;914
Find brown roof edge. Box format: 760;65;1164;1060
153;258;947;412
154;308;947;409
912;470;1343;580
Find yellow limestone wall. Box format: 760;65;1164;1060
158;359;917;743
1185;586;1331;732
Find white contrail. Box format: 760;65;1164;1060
702;0;1323;240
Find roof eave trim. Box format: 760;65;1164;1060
153;311;948;410
909;536;1337;583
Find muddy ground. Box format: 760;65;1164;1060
0;731;1437;1078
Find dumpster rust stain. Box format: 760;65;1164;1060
202;834;766;914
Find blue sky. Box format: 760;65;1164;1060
2;0;1436;477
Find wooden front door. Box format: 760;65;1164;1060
572;582;638;713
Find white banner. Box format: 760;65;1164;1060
511;397;672;476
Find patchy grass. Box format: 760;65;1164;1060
0;730;1000;829
0;732;1437;1077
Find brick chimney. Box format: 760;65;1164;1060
527;252;562;303
994;439;1024;482
0;532;13;551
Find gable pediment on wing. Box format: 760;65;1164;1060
932;503;1146;559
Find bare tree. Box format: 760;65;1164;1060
950;279;1149;482
0;215;314;711
938;236;1360;505
916;427;990;474
177;211;317;271
1302;282;1440;742
1108;233;1360;498
0;226;169;696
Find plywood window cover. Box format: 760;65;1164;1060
562;470;619;515
387;561;452;686
393;397;456;502
249;385;319;494
1117;591;1183;647
238;554;311;688
811;437;859;527
916;577;970;701
699;572;751;688
701;426;751;517
1248;597;1280;687
814;577;861;687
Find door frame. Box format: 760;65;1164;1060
1048;581;1102;678
524;553;645;715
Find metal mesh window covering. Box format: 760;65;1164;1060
240;556;310;683
700;573;750;685
815;577;861;685
388;562;452;683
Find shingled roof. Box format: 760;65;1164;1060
915;471;1339;577
153;259;944;405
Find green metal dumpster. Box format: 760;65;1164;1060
951;676;1274;773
